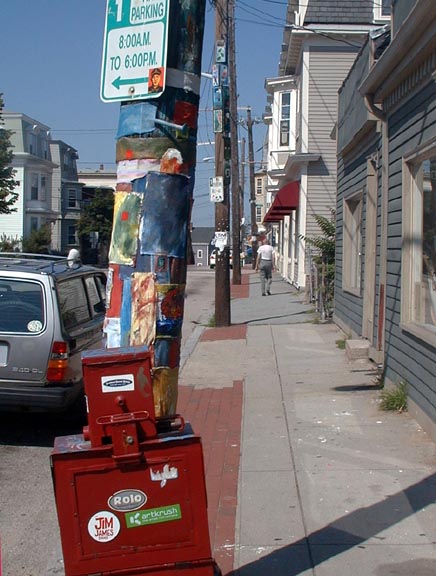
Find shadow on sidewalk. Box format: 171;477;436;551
228;472;436;575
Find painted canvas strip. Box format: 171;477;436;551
116;136;195;164
105;265;122;318
152;367;179;417
109;192;142;265
120;275;132;348
130;273;156;346
173;100;198;130
153;338;170;368
117;102;159;138
117;159;160;183
155;284;185;337
153;337;180;369
104;317;121;349
139;172;190;258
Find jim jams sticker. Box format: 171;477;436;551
126;504;182;528
88;511;120;542
101;373;134;393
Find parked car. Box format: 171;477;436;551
209;249;233;269
0;253;107;414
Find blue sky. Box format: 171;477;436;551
1;0;287;226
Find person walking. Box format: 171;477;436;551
255;238;275;296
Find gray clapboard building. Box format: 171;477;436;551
335;0;436;440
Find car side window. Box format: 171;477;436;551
57;278;91;329
0;280;44;333
85;275;106;316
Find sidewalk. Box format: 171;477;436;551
179;268;436;576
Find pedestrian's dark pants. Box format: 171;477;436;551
259;260;272;295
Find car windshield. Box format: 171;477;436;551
0;280;44;333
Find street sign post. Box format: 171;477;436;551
101;0;170;103
209;176;224;203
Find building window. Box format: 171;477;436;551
402;151;436;342
374;0;391;20
256;178;263;195
256;205;262;223
279;92;291;147
197;249;203;259
68;189;78;208
40;176;47;201
30;174;39;200
67;225;77;246
30;217;38;231
343;193;362;294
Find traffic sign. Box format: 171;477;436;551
101;0;170;102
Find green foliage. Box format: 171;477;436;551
22;224;52;253
379;381;408;413
303;212;336;262
301;208;336;319
0;94;19;214
76;188;114;244
336;338;346;349
0;233;21;252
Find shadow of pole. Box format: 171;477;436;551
228;472;436;575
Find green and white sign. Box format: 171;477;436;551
100;0;170;102
126;504;182;527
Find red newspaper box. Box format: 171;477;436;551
51;428;219;575
81;346;156;447
51;344;220;575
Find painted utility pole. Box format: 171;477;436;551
247;106;258;268
101;0;206;416
213;0;231;326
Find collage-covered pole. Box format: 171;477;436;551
101;0;206;417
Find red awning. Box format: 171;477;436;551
263;181;299;222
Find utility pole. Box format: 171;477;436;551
214;0;231;326
247;106;258;268
229;0;241;285
240;136;246;256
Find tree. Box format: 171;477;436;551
0;234;21;252
301;209;336;320
22;224;52;253
76;188;114;265
0;94;18;213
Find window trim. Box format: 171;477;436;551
342;191;363;296
401;140;436;347
279;91;291;148
374;0;391;21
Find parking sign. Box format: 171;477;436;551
101;0;170;102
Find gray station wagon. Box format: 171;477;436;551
0;253;106;413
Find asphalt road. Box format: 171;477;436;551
0;266;215;576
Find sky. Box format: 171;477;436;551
0;0;288;226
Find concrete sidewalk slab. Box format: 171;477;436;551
178;268;436;576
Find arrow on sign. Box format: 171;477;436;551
112;76;145;90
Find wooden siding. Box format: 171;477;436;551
307;47;359;238
384;80;436;421
335;134;380;338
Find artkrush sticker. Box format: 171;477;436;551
88;511;120;542
126;504;182;528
